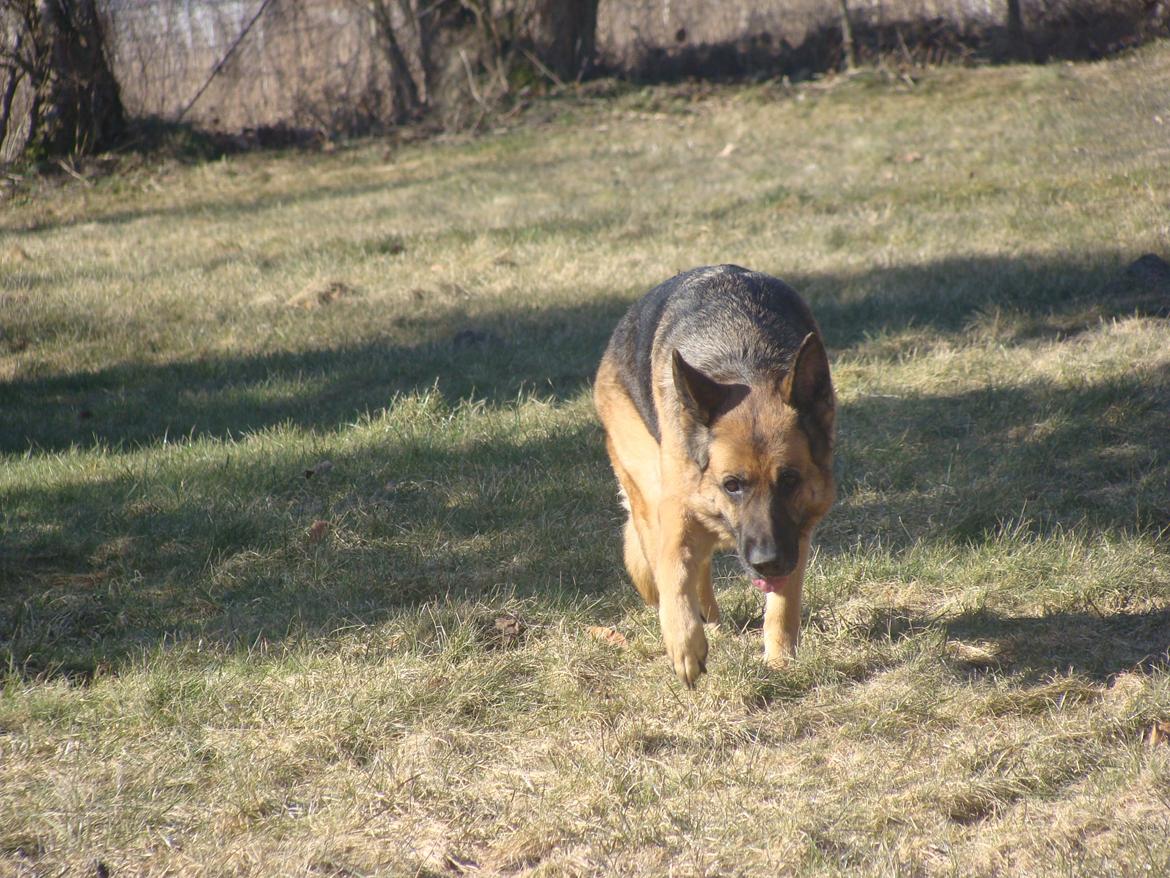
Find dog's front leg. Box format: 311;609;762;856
655;496;713;687
763;537;809;663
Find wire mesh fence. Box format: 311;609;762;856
103;0;392;135
99;0;1167;136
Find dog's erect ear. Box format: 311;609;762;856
782;332;835;441
672;350;730;470
672;350;728;426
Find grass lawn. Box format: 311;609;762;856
2;43;1170;876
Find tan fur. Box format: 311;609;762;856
595;331;834;686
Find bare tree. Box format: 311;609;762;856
523;0;596;82
1;0;124;163
837;0;856;71
460;0;596;86
365;0;437;123
362;0;599;128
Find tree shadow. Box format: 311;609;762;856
5;251;1164;457
822;359;1170;550
2;251;1166;681
850;603;1170;681
943;606;1170;682
0;296;629;455
0;415;619;682
795;252;1131;349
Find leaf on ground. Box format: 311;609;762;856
287;279;358;309
587;626;628;649
494;615;526;646
4;244;32;263
444;852;480;874
1147;720;1170;748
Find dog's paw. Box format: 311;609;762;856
659;599;708;687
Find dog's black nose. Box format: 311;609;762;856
745;540;787;577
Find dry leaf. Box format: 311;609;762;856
287;280;357;309
307;520;330;543
493;615;526;646
717;142;736;158
1148;720;1170;748
587;626;628;649
444;852;480;874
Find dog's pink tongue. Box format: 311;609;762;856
752;576;789;593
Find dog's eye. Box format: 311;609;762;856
722;476;744;496
778;468;802;492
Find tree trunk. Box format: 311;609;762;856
367;0;433;123
837;0;856;71
523;0;596;83
0;0;124;164
1005;0;1032;60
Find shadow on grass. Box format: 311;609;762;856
944;606;1170;682
0;416;618;682
3;250;1163;457
826;359;1170;547
0;297;629;455
853;605;1170;681
1;252;1166;681
794;250;1166;349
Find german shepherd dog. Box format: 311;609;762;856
594;265;835;686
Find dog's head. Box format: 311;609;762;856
672;333;836;585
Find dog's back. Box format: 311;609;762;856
601;264;821;443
